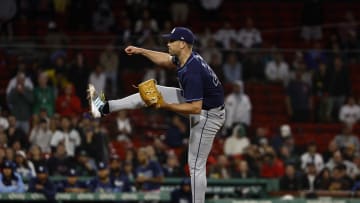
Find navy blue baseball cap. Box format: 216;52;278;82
97;161;108;170
36;165;48;174
67;168;78;176
2;160;14;169
162;27;195;44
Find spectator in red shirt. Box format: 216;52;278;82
55;83;82;117
260;150;285;178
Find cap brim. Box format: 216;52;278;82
161;34;172;40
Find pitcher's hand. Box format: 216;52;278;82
124;46;142;55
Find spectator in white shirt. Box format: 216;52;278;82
265;52;290;85
300;142;324;173
29;118;53;153
237;17;262;49
115;110;132;142
50;116;81;157
224;124;250;156
6;71;34;96
224;80;251;131
339;96;360;126
89;64;106;94
213;21;237;50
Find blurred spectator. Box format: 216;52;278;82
242;145;261;176
152;138;168;165
143;66;167;86
325;150;359;178
333;124;360;153
0;160;24;193
162;152;184;177
314;167;332;190
33;72;56;117
224;124;250;156
237;17;262;49
224;80;252;130
123;160;135;182
135;147;164;191
300;0;324;42
260;149;285;178
323;140;338;163
286;70;312;122
304;41;327;71
14;150;35;178
164;114;187;148
312;62;331;122
46;53;69;90
328;56;351;121
89;64;106;94
339;96;360;126
109;154;132;192
251;127;269;147
57;168;87;193
68;52;90;107
116;17;134;46
28;165;57;202
200;37;223;64
29;118;52;154
72;149;96;176
92;0;115;32
199;0;223;21
87;161;118;192
170;178;192;203
134;8;159;35
300;142;324;172
302;163;318;191
5;148;14;163
6;116;29;150
209;154;231;179
6;70;34;97
242;53;264;81
7;72;34;133
47;143;71;176
55;83;82;117
279;164;302;190
271;124;292;154
0;132;7;148
0;107;9;132
28;145;47;171
44;21;69;56
170;0;189;24
265;52;290;85
222;52;242;83
99;44;119;98
213;21;237;50
329;164;353;190
50;116;81;157
279;145;299;167
232;159;255;178
79;126;103;161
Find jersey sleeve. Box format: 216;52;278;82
183;73;203;102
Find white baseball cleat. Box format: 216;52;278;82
87;84;105;118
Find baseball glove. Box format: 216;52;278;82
138;79;164;108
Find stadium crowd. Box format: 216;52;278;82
1;0;360;200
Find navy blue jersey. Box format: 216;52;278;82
56;179;87;192
86;177;118;193
173;52;224;110
135;160;164;191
